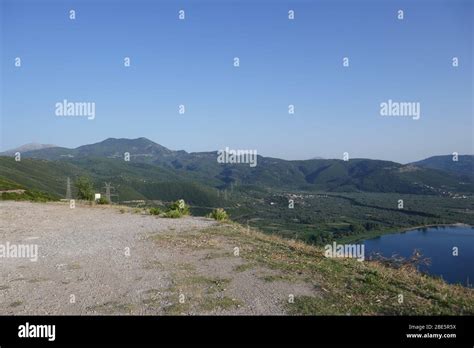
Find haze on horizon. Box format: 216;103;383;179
1;0;473;163
2;136;473;166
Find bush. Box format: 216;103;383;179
96;197;109;205
149;207;161;215
168;199;190;215
163;209;183;218
306;231;332;245
161;199;191;218
349;223;366;234
208;208;229;221
364;222;379;231
75;176;94;201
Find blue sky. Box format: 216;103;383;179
1;0;472;163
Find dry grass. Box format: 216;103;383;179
202;223;474;315
147;221;474;315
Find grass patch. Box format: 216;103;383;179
9;301;23;307
179;276;230;294
199;296;242;311
142;260;165;270
233;263;255;272
260;274;295;283
163;301;191;315
65;263;82;270
198;223;474;315
162;265;234;315
86;301;136;314
27;277;49;283
141;289;164;308
202;251;233;260
146;221;474;315
149;232;220;251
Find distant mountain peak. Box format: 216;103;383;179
100;137;157;145
70;137;173;159
411;155;473;177
1;142;57;155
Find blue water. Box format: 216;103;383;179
362;226;474;287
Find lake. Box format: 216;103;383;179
362;225;474;287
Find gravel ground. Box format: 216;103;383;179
0;201;314;315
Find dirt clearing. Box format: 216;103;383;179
0;201;314;315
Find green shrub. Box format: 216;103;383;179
163;209;183;218
349;223;366;234
149;207;161;215
208;208;229;221
75;176;94;201
96;197;109;205
168;199;190;215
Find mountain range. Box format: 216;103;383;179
1;142;57;156
0;138;472;204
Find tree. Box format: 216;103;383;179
349;223;366;235
75;176;94;201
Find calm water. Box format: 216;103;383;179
362;226;474;287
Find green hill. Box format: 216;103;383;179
411;155;474;177
2;138;473;196
0;156;222;206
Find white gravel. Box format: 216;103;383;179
0;201;314;315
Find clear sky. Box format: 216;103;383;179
1;0;472;163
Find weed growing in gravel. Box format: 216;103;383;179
149;207;161;216
208;208;229;221
163;199;191;218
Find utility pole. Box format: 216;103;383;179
103;182;118;203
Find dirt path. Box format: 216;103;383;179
0;201;314;315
